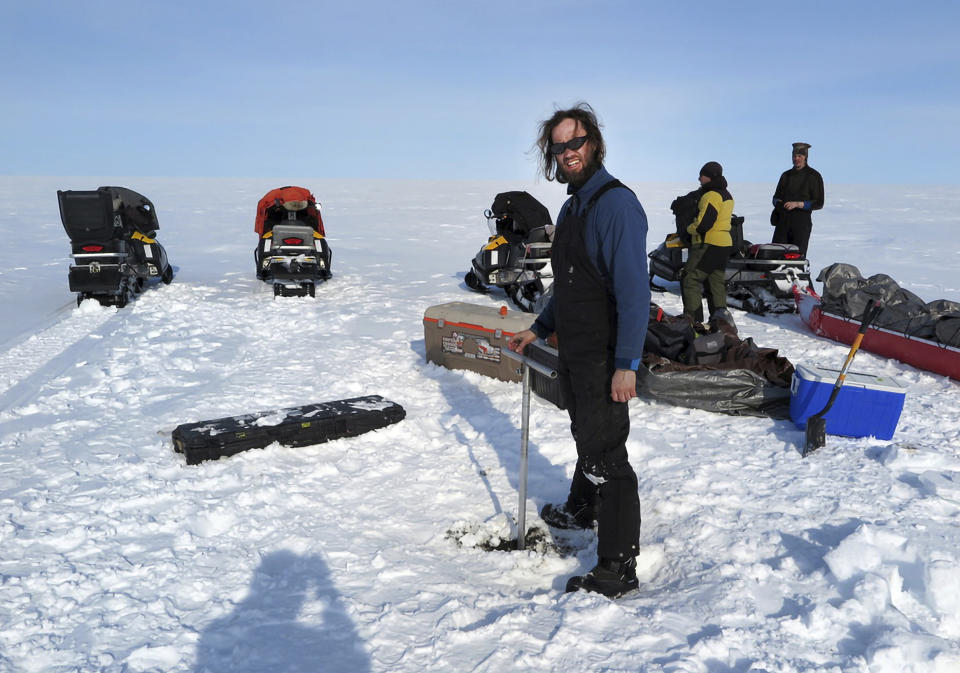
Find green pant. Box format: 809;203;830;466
682;244;727;321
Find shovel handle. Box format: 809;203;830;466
837;300;883;381
857;300;884;334
819;299;883;412
803;299;883;457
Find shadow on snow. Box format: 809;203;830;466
194;550;370;673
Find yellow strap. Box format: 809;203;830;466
484;235;508;251
665;233;687;249
131;231;156;244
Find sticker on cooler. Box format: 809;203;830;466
471;337;501;363
442;332;465;354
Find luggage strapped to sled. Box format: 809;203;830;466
255;186;325;236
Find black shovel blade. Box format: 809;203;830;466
804;415;827;457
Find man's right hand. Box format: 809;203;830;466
507;329;537;353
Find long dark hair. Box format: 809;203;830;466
535;102;606;182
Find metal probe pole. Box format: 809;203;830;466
518;363;530;549
502;346;557;551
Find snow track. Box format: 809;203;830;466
0;301;115;409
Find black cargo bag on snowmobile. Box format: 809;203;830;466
489;191;552;242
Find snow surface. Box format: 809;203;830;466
1;176;959;673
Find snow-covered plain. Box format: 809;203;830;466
1;176;959;673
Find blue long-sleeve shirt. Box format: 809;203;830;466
532;166;650;370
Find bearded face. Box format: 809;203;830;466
551;118;598;187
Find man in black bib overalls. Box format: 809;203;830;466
771;142;825;258
510;104;650;597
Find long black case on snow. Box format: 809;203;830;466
172;395;405;465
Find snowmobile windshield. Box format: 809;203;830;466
484;210;498;237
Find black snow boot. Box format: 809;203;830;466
565;556;638;598
540;501;597;530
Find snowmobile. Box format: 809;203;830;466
254;186;332;297
723;241;813;314
648;189;812;314
464;191;554;313
58;186;174;307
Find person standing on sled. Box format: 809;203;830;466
508;103;649;598
681;161;735;326
771;142;824;258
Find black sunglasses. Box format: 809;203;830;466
549;135;588;155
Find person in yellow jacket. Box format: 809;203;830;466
681;161;734;324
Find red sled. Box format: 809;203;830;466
795;287;960;382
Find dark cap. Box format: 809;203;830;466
699;161;723;179
792;142;811;156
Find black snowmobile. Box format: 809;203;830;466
58;186;174;307
254;186;332;297
648;189;812;314
464;191;554;312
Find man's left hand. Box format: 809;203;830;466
611;369;637;403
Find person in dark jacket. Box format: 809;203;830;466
681;161;734;324
771;142;824;257
508;103;649;598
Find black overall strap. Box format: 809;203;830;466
569;178;632;289
583;179;632;214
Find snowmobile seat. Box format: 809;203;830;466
515;225;553;263
525;225;553;244
270;223;317;251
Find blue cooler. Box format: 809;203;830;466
790;364;907;440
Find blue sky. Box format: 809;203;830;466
2;1;958;183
